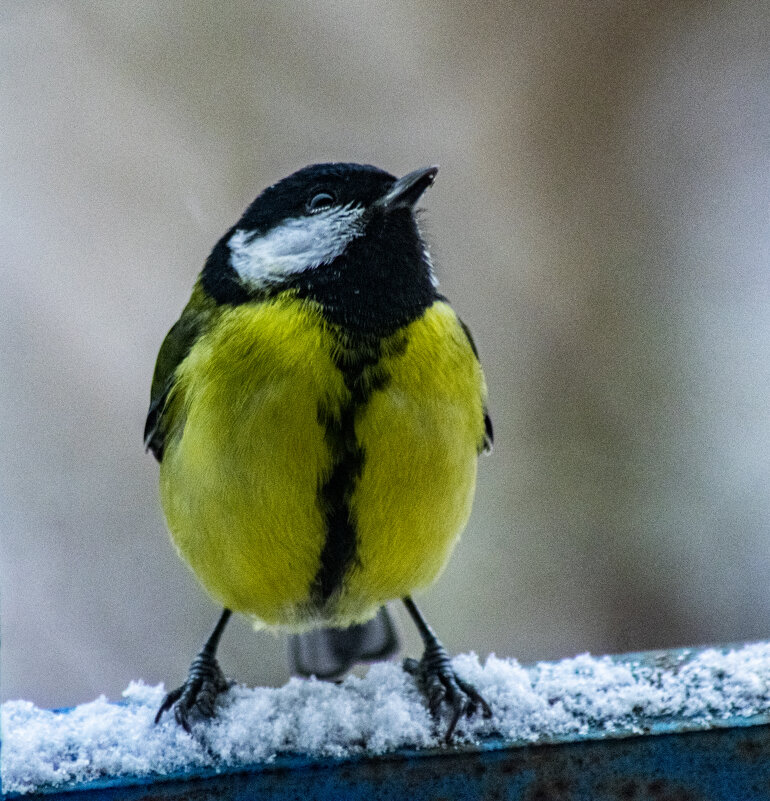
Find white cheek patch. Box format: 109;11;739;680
228;204;365;288
416;221;438;287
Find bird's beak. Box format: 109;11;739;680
377;165;439;209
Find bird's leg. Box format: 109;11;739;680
155;608;233;731
402;596;491;742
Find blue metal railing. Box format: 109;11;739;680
5;644;770;801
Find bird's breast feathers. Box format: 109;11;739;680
158;292;487;629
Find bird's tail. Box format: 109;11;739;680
288;606;399;679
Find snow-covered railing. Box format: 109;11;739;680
4;644;770;800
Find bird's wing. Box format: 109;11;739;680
144;282;216;462
458;318;493;454
483;410;494;453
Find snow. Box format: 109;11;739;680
4;643;770;795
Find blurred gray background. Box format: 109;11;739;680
2;1;770;708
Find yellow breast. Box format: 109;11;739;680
159;296;344;626
159;294;486;630
340;301;486;619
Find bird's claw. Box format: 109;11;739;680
155;649;233;731
403;645;492;742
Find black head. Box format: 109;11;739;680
201;162;440;334
238;163;397;235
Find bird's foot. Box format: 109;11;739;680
404;641;492;742
154;648;233;732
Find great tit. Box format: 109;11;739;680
147;163;493;740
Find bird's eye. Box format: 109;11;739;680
306;192;336;213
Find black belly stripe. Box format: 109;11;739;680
311;336;396;605
314;402;363;603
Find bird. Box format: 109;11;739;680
146;162;493;741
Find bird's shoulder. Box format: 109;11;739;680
452;307;494;454
144;281;218;461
